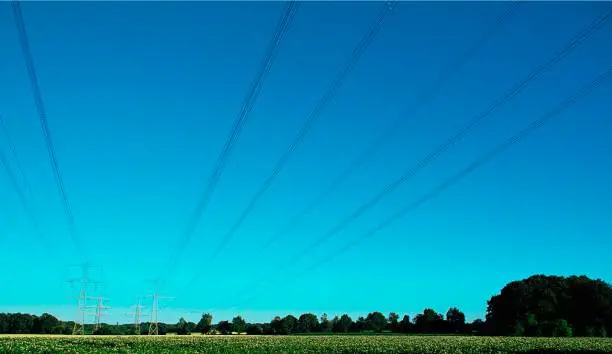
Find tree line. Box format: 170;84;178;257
181;308;479;336
0;309;478;336
1;275;610;337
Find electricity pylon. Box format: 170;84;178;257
66;263;104;335
85;296;110;332
146;290;173;335
126;297;147;335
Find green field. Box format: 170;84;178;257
1;335;612;353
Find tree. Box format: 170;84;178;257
33;313;60;334
217;320;232;335
552;319;572;337
319;313;332;333
388;312;399;332
93;325;114;335
0;273;607;338
8;314;35;334
270;316;283;335
187;321;196;333
260;323;273;335
297;313;319;333
0;314;9;333
366;312;387;333
51;325;68;334
166;323;178;334
246;324;263;334
524;313;540;337
414;309;444;333
446;307;466;333
486;275;612;336
196;313;213;334
399;315;412;333
352;316;367;332
333;314;353;333
232;316;246;334
64;321;76;334
176;317;190;335
470;319;486;335
282;315;298;334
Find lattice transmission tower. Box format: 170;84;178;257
147;290;173;335
126;297;147;335
85;296;110;332
66;263;104;335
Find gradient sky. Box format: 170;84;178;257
1;1;611;325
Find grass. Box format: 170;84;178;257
1;334;612;353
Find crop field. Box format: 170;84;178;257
1;335;612;353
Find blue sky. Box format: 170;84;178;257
1;1;611;324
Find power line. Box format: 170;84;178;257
164;3;396;306
0;141;52;253
0;114;36;202
205;1;396;264
161;1;300;280
257;1;523;255
229;8;612;301
0;113;48;251
262;6;612;279
11;0;85;260
234;63;612;308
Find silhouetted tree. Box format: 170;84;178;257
282;315;298;334
32;313;60;334
388;312;399;332
297;313;319;333
446;307;466;333
246;324;263;334
352;316;367;332
0;314;8;333
232;316;246;334
414;309;444;333
8;313;35;334
270;316;283;335
176;317;190;335
366;312;387;333
333;314;353;333
217;320;232;335
196;313;213;334
399;315;412;333
470;319;486;335
319;313;332;333
262;322;274;335
486;275;612;336
187;321;196;333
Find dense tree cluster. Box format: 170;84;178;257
1;275;610;337
215;309;498;335
0;313;68;334
486;275;612;337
